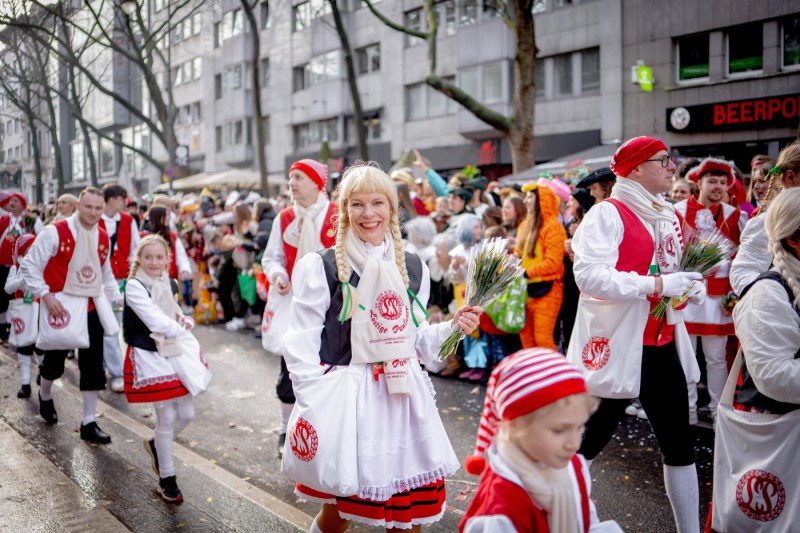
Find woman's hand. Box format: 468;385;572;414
452;305;483;335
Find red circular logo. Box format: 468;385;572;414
736;470;786;522
77;265;97;285
12;317;24;335
290;418;318;462
261;310;273;333
582;336;611;371
48;309;70;330
375;290;404;321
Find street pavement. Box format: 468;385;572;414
0;325;714;532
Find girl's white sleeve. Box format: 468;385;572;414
4;266;22;294
125;281;185;338
281;253;329;380
414;261;455;373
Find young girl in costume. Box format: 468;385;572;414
282;164;482;532
461;348;621;533
123;234;209;503
4;234;38;398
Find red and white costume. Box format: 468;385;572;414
0;211;43;266
99;211;139;280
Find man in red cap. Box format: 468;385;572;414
0;192;43;343
567;136;705;533
674;158;746;421
260;159;338;457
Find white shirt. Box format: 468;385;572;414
730;215;770;295
261;204;331;285
19;216;120;302
101;211;141;268
732;272;800;404
282;250;452;380
3;265;24;294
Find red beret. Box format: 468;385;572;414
289;159;328;191
685;157;734;184
0;192;27;210
610;137;668;178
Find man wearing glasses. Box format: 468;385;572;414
567;136;704;533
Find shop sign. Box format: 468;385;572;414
667;93;800;133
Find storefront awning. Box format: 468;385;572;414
155;169;287;192
499;143;620;186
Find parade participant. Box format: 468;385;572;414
516;182;567;351
19;187;121;443
670;178;693;202
730;141;800;294
143;206;192;282
460;348;621;533
4;234;38;398
261;158;337;457
568;137;705;533
55;194;78;221
674;158;746;419
501;195;526;243
746;164;772;215
710;188;800;531
123;235;205;504
0;192;43;342
281;164;481;532
576;167;616;203
99;183;140;393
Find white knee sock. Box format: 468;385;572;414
280;402;294;434
82;391;99;425
173;396;195;437
155;400;177;478
40;378;54;401
18;354;32;385
309;519;323;533
663;464;700;533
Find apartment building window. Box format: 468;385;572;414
262;116;271;145
676;33;709;81
553;54;572;97
346;110;382;142
427;85;448;117
784;16;800;69
408;78;457;120
293;0;331;31
261;58;270;85
460;0;478;26
483;0;502;19
293;65;310;91
552;0;572;7
215;126;222;151
193;57;203;80
215;74;222;99
483;62;503;103
220;9;243;42
442;0;457;37
192;12;202;35
356;44;380;75
405;9;424;46
309;51;340;84
100;138;114;174
182;18;192;40
406;83;425;120
71;143;84;180
222;65;243;93
460;66;479;99
260;2;271;29
15;146;20;160
14;119;19;133
214;22;221;48
581;48;600;92
293;118;338;150
535;59;545;98
192;102;202;122
727;23;763;76
182;62;193;83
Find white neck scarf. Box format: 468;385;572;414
497;436;580;533
63;214;103;297
283;193;328;260
136;269;181;321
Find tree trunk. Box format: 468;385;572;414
26;113;43;203
241;0;269;195
507;0;536;171
68;63;97;186
329;0;368;160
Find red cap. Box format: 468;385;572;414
289;159;328;191
610;137;668;178
685;157;735;184
0;192;27;210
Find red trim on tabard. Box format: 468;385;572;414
99;211;134;279
684;321;735;336
571;455;591;533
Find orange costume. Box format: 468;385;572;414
515;185;566;350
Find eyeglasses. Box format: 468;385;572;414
642;155;674;168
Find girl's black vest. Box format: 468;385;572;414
122;278;180;352
317;248;423;367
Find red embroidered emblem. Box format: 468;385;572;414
77;265;97;285
48;309;70;329
12;317;24;335
736;469;786;522
262;310;273;332
376;290;404;321
581;336;611;371
290;417;318;462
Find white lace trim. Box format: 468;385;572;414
293;487;335;504
356;461;459;501
338;500;446;528
130;350;181;389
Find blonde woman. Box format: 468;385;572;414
282;163;481;533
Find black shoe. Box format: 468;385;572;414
278;432;286;459
157;476;184;503
17;384;31;398
145;437;160;476
80;421;111;444
39;393;58;424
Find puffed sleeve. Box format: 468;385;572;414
281;253;330;380
733;279;800;404
19;225;58;298
413;261;458;373
4;266;21;294
262;215;289;284
124;280;185;338
730;215;771;295
572;202;655;300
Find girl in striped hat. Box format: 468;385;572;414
460;348;621;533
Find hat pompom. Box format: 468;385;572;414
465;454;486;476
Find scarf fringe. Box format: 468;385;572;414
356;461;459;502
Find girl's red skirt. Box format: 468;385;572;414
123;346;189;403
296;480;447;528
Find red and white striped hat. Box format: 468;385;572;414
464;348;587;475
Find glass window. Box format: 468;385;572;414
216;126;222;151
309;51;339;84
293;2;310;31
460;66;479;99
460;0;478;27
71;142;84;180
553;53;572;96
405;9;423;47
293;65;309;91
193;57;202;79
483;62;503;103
214;22;221;47
232;9;243;36
173;66;183;86
262;116;270;145
427;86;447;117
309;0;331;20
192;102;202;122
405;83;425;120
784;16;800;68
228;65;242;90
261;58;270;85
356;44;380;75
192;12;202;35
535;58;545;98
222;11;233;40
100;138;114;174
183;61;193;82
728;23;763;75
215;74;222;99
483;0;502;19
260;2;270;29
552;0;571;7
532;0;546;14
581;48;600;92
182;18;192;40
441;0;456;37
677;33;709;80
294;123;310;150
234;121;243;145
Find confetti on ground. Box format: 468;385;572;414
209;459;217;464
228;422;237;428
455;486;472;501
242;476;251;481
189;441;198;448
470;386;480;395
227;389;257;400
207;497;213;502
